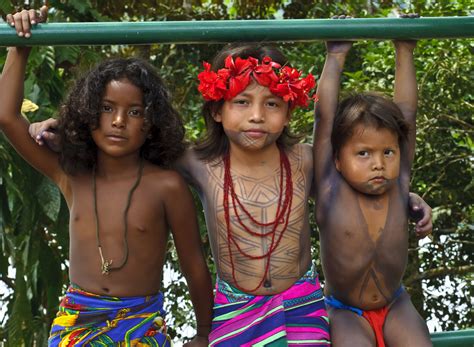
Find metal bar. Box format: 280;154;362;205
431;329;474;347
0;17;473;46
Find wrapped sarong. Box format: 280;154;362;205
209;267;330;346
48;284;172;347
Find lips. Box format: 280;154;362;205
244;129;266;138
106;133;127;141
370;176;386;183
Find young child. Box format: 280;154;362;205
185;44;332;347
30;42;433;346
313;39;432;346
2;7;213;346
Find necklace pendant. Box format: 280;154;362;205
101;259;113;275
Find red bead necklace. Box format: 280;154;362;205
223;146;293;292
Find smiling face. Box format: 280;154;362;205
91;78;149;159
335;124;401;195
214;81;290;152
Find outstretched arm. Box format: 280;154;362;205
0;6;64;185
165;175;213;346
393;39;417;165
313;41;352;191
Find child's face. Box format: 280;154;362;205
92;78;149;159
335;124;401;195
214;81;289;152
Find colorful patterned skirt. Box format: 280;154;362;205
48;284;172;347
209;267;331;346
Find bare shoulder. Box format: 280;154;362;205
144;163;188;193
287;143;313;168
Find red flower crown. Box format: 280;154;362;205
197;55;316;109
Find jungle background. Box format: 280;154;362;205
0;0;472;345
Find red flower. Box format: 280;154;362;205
225;56;253;99
253;56;280;87
271;67;315;108
197;55;316;109
198;62;227;101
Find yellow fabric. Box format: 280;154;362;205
53;313;78;327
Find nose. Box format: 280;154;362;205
249;103;264;123
372;154;384;170
112;110;126;129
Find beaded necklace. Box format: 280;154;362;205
223;146;293;292
93;159;144;275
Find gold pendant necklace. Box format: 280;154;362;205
93;160;144;275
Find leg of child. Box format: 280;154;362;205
384;291;432;347
328;307;376;347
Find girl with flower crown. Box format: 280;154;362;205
189;43;331;346
31;42;433;346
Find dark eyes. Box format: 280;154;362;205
357;150;395;157
232;99;281;108
100;105;143;117
128;109;143;117
233;99;248;105
101;105;112;112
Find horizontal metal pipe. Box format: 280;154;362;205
430;329;474;347
0;17;472;46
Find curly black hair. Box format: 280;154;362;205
194;42;303;161
58;58;185;175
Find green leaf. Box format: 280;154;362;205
36;179;61;222
0;0;13;14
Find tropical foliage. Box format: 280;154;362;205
0;0;472;345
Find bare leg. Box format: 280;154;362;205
328;306;376;347
384;291;432;347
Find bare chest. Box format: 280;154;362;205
319;183;409;269
68;178;166;244
201;158;310;229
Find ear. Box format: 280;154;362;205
281;108;291;127
213;110;223;123
335;155;341;172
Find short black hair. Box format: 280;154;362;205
332;92;409;157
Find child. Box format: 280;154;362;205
31;42;433;346
2;7;213;346
313;38;432;346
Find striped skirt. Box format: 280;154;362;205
209;268;331;346
48;284;172;347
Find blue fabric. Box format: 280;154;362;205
324;286;404;316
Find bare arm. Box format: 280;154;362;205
393;40;417;165
164;174;213;346
0;7;65;187
313;41;352;190
393;31;430;236
408;192;433;238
